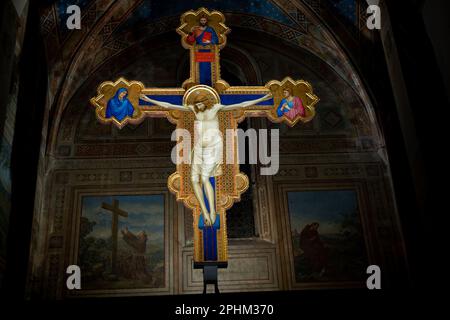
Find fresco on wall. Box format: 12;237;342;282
118;0;295;32
288;190;367;283
78;194;165;290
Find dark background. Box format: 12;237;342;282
0;0;447;312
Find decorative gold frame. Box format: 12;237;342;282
176;7;231;50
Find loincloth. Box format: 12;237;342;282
191;137;223;181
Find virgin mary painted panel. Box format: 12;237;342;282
105;88;135;121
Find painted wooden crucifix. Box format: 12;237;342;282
90;8;319;266
101;199;128;274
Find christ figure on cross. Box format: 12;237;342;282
140;91;272;226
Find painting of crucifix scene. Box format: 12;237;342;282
288;190;368;283
78;194;165;290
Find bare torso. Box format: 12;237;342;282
139;92;272;226
191;104;222;147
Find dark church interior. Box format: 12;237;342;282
0;0;447;315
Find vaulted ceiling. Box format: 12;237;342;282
38;0;376;155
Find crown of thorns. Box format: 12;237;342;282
194;93;210;102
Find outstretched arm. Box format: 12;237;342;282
140;94;189;111
220;93;273;111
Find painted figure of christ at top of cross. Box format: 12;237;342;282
186;15;219;46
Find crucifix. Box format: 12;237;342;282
91;8;318;272
101;199;128;274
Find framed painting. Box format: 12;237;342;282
278;183;371;288
68;190;171;296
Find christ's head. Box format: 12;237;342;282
199;16;208;27
193;93;213;112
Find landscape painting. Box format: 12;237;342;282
78;194;165;290
288;190;367;283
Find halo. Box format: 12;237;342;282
183;85;220;106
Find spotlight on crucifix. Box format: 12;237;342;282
90;7;319;292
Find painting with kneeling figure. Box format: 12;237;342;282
78;194;165;289
288;190;368;283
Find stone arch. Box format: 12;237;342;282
45;2;380;158
54;26;377;157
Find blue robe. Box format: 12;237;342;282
276;98;293;117
106;88;134;121
193;27;218;86
197;177;220;261
195;26;218;45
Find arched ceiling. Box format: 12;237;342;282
38;0;376;155
54;27;379;160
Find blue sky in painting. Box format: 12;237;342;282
288;190;358;234
119;0;294;32
82;194;164;244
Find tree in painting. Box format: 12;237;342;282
78;195;165;289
